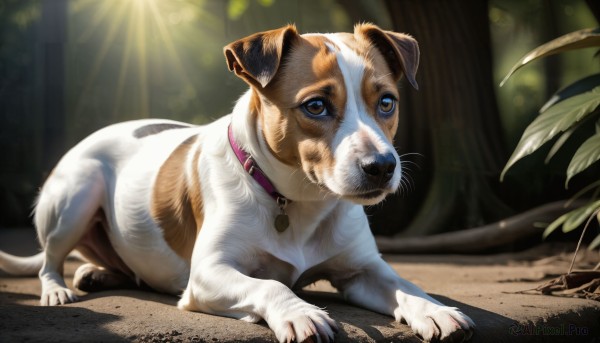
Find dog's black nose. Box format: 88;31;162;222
360;153;396;186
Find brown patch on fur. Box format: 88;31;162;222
255;35;347;182
132;123;191;139
361;56;400;142
151;135;203;262
354;23;420;89
188;145;203;230
224;25;299;88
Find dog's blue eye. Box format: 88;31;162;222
378;95;396;116
302;99;329;117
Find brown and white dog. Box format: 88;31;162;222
0;24;474;342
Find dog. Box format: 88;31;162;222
0;24;474;342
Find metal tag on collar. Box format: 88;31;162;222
274;196;289;232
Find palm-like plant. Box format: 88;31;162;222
501;28;600;252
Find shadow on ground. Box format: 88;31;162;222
0;292;127;343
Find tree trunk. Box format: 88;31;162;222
367;0;513;236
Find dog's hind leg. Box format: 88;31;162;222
35;160;106;306
73;263;136;292
73;210;136;292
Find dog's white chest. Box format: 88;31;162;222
232;201;366;289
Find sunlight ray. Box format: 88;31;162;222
112;5;138;119
77;0;114;43
75;0;131;117
147;0;196;94
136;0;149;117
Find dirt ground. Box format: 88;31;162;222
1;228;599;343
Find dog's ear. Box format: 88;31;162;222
356;24;420;90
224;25;299;89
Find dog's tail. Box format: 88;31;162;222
0;251;44;276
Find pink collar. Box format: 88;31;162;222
228;124;290;232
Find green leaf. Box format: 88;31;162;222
543;212;569;238
501;28;600;86
589;233;600;250
566;131;600;187
545;126;576;164
562;200;600;233
501;87;600;181
540;74;600;112
543;76;600;164
567;179;600;206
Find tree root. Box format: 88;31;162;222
375;200;584;254
508;271;600;302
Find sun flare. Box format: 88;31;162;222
72;0;197;119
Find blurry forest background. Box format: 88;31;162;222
0;0;598;242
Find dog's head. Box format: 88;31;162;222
224;24;419;205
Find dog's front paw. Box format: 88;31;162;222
41;285;78;306
407;306;474;343
270;303;338;343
